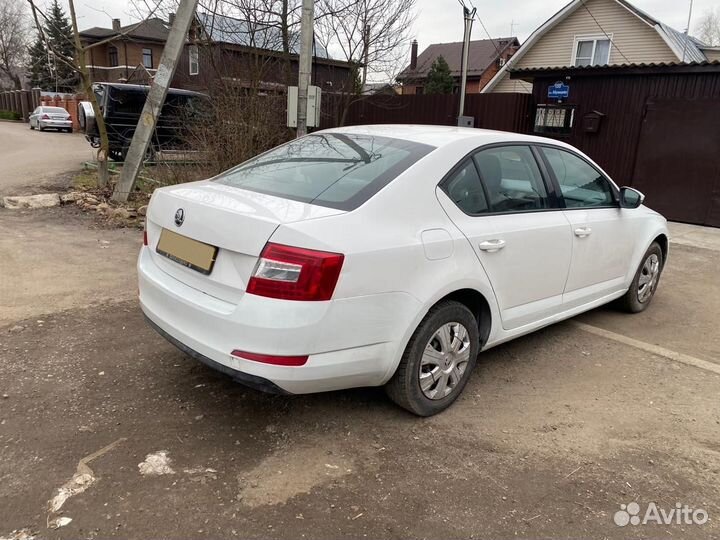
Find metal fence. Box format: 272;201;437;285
334;92;534;133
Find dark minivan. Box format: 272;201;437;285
78;82;207;161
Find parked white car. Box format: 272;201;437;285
29;106;73;132
138;125;668;416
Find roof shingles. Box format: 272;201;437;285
398;38;518;80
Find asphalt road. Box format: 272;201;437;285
0;121;94;198
0;207;718;540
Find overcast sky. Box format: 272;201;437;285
63;0;715;43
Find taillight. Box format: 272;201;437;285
41;114;50;119
231;350;308;366
247;243;344;301
65;116;71;121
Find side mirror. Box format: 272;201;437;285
620;187;644;209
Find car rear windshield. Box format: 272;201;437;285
45;107;67;114
214;133;435;210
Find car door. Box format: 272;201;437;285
30;107;39;127
538;146;635;308
437;145;572;331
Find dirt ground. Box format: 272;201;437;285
0;121;94;198
0;207;718;540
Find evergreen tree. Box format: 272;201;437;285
44;0;78;92
25;0;78;91
424;55;454;95
27;33;52;89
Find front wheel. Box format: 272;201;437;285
619;242;663;313
386;300;479;416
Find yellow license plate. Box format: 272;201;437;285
156;229;218;275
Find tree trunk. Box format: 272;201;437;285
67;0;109;188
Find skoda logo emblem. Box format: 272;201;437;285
174;208;185;227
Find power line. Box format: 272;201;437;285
456;0;502;56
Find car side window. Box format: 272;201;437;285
473;146;549;213
541;147;615;208
444;159;489;215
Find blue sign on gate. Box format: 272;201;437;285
548;81;570;99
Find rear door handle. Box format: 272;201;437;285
478;239;506;252
574;227;592;238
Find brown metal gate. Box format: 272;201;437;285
632;98;720;227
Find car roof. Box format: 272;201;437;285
320;124;573;150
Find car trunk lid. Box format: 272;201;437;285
145;180;345;303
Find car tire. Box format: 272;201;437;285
30;124;34;130
618;242;663;313
386;300;479;416
39;125;45;132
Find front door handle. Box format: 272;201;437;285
574;227;592;238
478;239;506;252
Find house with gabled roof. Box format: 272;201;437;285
80;12;355;93
397;37;520;95
482;0;718;93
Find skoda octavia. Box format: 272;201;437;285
139;125;668;416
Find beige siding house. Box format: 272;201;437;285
483;0;713;93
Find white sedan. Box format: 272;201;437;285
139;125;667;416
29;106;73;132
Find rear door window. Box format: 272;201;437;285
214;133;434;210
472;146;550;213
444;159;489;215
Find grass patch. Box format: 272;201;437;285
0;110;22;120
73;170;100;190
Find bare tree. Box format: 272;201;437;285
315;0;416;124
696;8;720;46
0;0;30;89
26;0;165;187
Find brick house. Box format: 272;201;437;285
80;17;169;84
396;38;520;95
80;13;355;93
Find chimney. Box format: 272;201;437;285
112;18;121;31
168;12;175;26
410;40;418;70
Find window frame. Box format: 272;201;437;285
438;143;563;217
535;144;620;210
189;45;199;76
571;34;612;67
108;46;119;67
142;47;153;69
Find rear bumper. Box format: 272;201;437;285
144;315;289;394
40;120;72;129
138;247;421;394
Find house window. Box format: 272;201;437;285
534;104;575;135
142;48;153;69
573;36;611;66
108;46;118;67
189;45;199;75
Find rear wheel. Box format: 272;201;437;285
386;300;479;416
619;242;663;313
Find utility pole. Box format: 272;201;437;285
682;0;694;62
458;6;476;121
112;0;199;202
296;0;314;138
362;24;370;87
